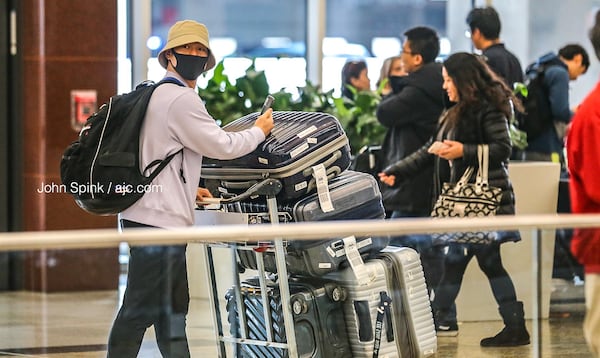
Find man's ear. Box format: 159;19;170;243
165;49;176;68
414;54;424;67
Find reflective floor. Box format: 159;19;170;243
0;278;592;357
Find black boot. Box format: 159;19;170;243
480;301;530;347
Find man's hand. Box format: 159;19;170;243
196;187;213;202
254;108;274;136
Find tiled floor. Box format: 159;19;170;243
0;279;592;357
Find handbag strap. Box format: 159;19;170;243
476;144;490;187
452;166;474;193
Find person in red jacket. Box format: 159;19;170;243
566;10;600;357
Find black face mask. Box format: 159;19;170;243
171;51;208;80
389;75;409;94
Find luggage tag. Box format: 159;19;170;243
312;163;334;213
343;236;372;286
327;237;373;258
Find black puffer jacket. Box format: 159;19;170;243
376;62;445;215
382;102;520;243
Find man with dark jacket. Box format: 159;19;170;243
377;26;444;221
376;26;445;298
466;6;523;87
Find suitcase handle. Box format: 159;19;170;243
303;150;343;194
198;178;282;205
354;300;373;342
302;150;342;178
303;153;343;195
219;180;259;190
306;167;340;194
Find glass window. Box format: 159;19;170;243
324;0;447;95
145;0;448;97
148;1;307;94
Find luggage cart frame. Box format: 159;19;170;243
200;178;299;357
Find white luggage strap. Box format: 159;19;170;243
343;236;372;285
312;163;334;213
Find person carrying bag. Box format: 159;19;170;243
379;52;530;346
430;144;502;245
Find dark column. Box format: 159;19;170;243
18;0;120;291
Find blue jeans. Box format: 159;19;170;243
107;220;190;358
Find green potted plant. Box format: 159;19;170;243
510;82;528;151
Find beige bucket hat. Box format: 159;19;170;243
158;20;216;71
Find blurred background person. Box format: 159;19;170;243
376;55;406;96
376;26;446;309
340;59;371;100
466;6;523;87
525;44;590;170
566;10;600;357
379;52;529;346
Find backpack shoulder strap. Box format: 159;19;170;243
143;149;184;181
140;76;186;180
158;76;185;87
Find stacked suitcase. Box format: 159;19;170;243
201;111;436;357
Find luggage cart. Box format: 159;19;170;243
199;178;299;358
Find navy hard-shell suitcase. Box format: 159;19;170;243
233;170;389;277
202;111;351;202
225;277;352;358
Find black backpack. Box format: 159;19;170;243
60;78;184;215
516;62;553;141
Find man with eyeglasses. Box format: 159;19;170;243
376;25;446;320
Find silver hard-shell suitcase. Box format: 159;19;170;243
324;246;437;357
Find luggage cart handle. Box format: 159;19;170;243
198;178;282;205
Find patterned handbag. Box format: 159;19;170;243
430;144;502;245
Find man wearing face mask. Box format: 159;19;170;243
377;26;445;221
107;20;274;358
375;26;446;305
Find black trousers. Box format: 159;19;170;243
107;220;190;358
432;242;518;319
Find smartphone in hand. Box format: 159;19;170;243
260;95;275;114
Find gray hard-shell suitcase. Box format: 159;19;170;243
201;111;351;202
225;277;352;357
324;246;437;358
233;170;389;277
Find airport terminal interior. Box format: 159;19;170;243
2;0;600;357
0;262;591;357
